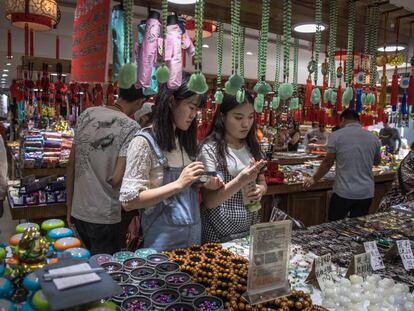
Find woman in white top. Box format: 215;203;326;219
198;91;267;243
120;72;222;251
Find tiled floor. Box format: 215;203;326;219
0;201;18;243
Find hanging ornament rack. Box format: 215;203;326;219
155;0;170;83
214;21;224;104
123;0;133;64
188;0;209;94
253;0;271;112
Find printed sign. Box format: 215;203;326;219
397;240;414;271
364;241;385;271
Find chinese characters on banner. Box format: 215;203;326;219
71;0;110;82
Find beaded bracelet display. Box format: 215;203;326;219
369;4;380;88
283;0;292;82
274;34;282;93
123;0;133;63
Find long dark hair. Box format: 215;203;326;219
153;72;206;158
201;92;263;168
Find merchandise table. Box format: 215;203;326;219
272;152;325;165
262;171;396;226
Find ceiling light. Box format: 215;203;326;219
2;74;8;77
3;69;9;72
202;44;209;48
293;23;327;33
168;0;196;4
377;45;406;52
50;73;67;76
246;51;253;55
6;63;11;66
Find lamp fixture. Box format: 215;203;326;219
246;51;253;55
3;69;9;72
2;74;8;77
377;45;406;52
6;63;12;66
293;23;327;33
202;44;209;48
168;0;196;4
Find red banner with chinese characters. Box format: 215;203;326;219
71;0;110;82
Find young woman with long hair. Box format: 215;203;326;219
198;92;267;243
119;72;221;251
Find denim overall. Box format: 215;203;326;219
137;131;201;251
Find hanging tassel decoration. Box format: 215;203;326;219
7;30;12;59
188;0;208;94
30;29;34;56
390;70;399;107
401;93;407;114
156;0;170;83
408;74;414;107
356;88;363;113
311;87;321;105
56;36;60;59
305;77;312;107
214;22;224;104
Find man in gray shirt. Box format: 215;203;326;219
66;64;145;254
304;109;382;221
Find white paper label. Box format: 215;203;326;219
354;253;371;278
397;240;414;271
315;253;333;291
364;241;385;271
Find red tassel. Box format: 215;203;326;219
107;83;114;106
390;71;399;106
305;77;312;107
94;83;103;106
7;30;12;59
30;29;34;56
408;74;414;107
24;23;29;56
56;36;60;59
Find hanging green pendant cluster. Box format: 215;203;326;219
328;0;338;89
310;0;322;105
278;0;293;101
214;22;224;104
345;0;355;85
342;0;356;106
155;0;169;83
123;0;133;63
188;0;209;94
225;0;244;97
272;34;282;109
253;0;271;112
290;38;300;110
369;4;380;89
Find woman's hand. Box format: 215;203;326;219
238;159;267;184
247;184;266;202
175;161;205;190
203;176;224;190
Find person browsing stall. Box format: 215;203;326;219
303;109;381;221
66;64;145;255
120;72;223;251
198;92;267;243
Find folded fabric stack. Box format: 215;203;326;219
21;130;74;169
23;132;44;168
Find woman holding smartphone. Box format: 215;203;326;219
120;73;221;251
198;92;267;243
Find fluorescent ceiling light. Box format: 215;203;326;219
293;23;326;33
2;74;8;77
377;45;406;52
3;69;9;72
202;44;209;48
168;0;196;4
246;51;253;55
6;63;11;66
50;73;67;76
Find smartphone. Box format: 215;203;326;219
194;171;218;184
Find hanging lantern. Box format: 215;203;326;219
184;18;217;40
5;0;59;31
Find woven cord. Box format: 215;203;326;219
346;0;356;85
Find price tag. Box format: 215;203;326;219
345;253;372;279
315;253;333;291
364;241;385;271
397;240;414;271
